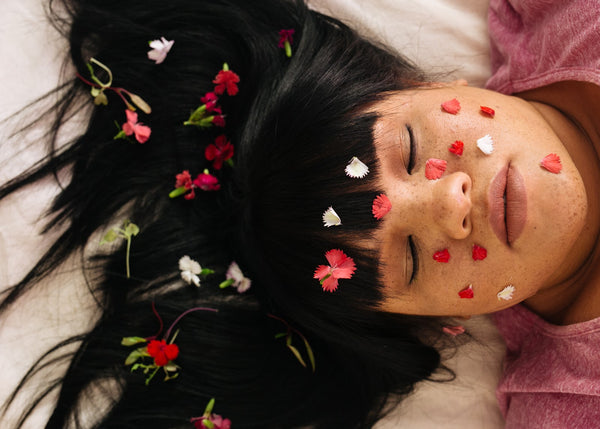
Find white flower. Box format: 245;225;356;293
477;134;494;155
497;284;515;301
226;261;252;293
322;206;341;227
179;255;202;287
147;37;174;64
345;157;369;178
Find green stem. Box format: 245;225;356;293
125;236;132;278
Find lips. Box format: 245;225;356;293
489;165;527;245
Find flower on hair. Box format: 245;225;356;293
174;170;195;200
100;220;140;278
205;135;234;170
122;334;180;385
345;156;369;178
201;92;219;113
449;140;464;156
278;29;295;58
425;158;447;180
441;98;461;114
114;110;151;143
497;284;515;301
443;325;465;336
190;399;232;429
541;153;562;173
170;169;220;199
477;134;494;155
458;284;474;299
179;255;215;287
147;37;174;64
147;339;179;366
372;194;392;220
433;249;450;263
472;244;487;261
219;261;252;293
480;105;495;117
314;249;356;292
322;206;342;227
193;170;221;191
213;63;240;96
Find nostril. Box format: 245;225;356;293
462;182;468;193
462;217;467;228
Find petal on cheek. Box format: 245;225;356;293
441;98;461;114
433;249;450;262
425;158;447;180
540;153;562;173
472;244;487;261
458;284;474;299
448;140;464;156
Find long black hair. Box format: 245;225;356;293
0;0;451;427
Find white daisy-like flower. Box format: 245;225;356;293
179;255;202;287
477;134;494;155
497;284;515;301
226;261;252;293
322;206;342;227
345;157;369;178
147;37;175;64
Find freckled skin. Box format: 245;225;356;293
372;84;600;319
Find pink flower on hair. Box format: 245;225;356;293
278;29;295;48
193;171;221;191
147;37;174;64
314;249;357;292
201;91;219;113
146;339;179;367
205;135;234;170
175;170;195;200
213;65;240;96
122;110;151;143
192;415;231;429
372;194;392;219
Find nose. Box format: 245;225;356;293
430;172;472;239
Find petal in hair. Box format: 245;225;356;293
372;194;392;219
322;206;342;227
540;153;562;173
441;98;461;114
425;158;447;180
314;249;357;292
477;134;494;155
497;285;515;301
458;284;474;299
345;156;369;178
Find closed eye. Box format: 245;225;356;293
408;235;419;283
407;125;416;174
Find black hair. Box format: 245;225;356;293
0;0;452;427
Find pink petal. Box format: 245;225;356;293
441;98;461;114
133;124;151;143
372;194;392;219
321;276;339;292
425;158;447;180
122;122;135;136
540;153;562;173
125;109;138;124
458;285;474;299
313;265;331;281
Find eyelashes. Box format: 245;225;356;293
408;235;419;283
407;125;416;174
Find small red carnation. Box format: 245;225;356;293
147;339;179;367
433;249;450;263
175;170;196;200
449;140;464;156
193;171;221;191
213;65;240;96
480;106;495;117
201;91;219;113
372;194;392;219
313;249;357;292
472;244;487;261
441;98;461;114
278;29;295;47
212;114;226;127
205;135;234;170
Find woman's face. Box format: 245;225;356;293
373;85;595;317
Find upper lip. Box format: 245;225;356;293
489;164;527;245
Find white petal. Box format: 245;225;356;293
147;38;174;64
322;206;341;227
236;277;252;293
497;285;515;300
179;255;201;274
345;157;369;178
477;134;494;155
226;261;244;283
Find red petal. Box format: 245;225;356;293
321;276;339;292
540;153;562;173
154;353;169;367
125;109;138;124
472;244;487;261
480;106;495;117
425;158;447;180
313;265;331;280
433;249;450;263
324;249;347;267
448;140;464;156
372;194;392;219
133;124;151;143
441;98;461;114
458;285;474;299
146;340;163;357
164;343;179;361
205;144;218;161
443;325;465;336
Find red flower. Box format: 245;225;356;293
372;194;392;219
441;98;461;114
205;135;234;170
480;106;495;117
212;114;226;127
278;29;295;48
175;170;196;200
313;249;357;292
122;110;151;143
192;415;231;429
425;158;447;180
201;92;219;113
449;140;464;156
540;153;562;173
213;67;240;96
433;249;450;263
146;339;179;367
472;244;487;261
193;172;221;191
458;285;474;299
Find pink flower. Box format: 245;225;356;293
213;68;240;96
372;194;392;220
147;37;174;64
201;92;219;113
211;114;226;127
193;171;220;191
146;339;179;367
175;170;195;200
314;249;357;292
191;415;231;429
122;110;151;143
205;135;234;170
278;29;295;48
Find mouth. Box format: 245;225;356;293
489;164;527;245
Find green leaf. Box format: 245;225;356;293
100;229;118;244
219;279;235;289
169;186;188;198
124;349;144;366
204;398;215;415
128;93;152;114
287;344;307;368
121;336;147;346
124;221;140;237
302;336;316;372
200;268;215;276
274;332;287;339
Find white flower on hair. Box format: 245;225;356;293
179;255;202;287
477;134;494;155
497;284;515;301
147;37;174;64
345;157;369;178
322;206;342;227
226;261;252;293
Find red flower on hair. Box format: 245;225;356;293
278;29;295;47
314;249;357;292
122;110;151;143
213;66;240;96
201;91;219;113
205;135;234;170
211;114;226;127
193;171;221;191
372;194;392;219
146;339;179;367
175;170;195;200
